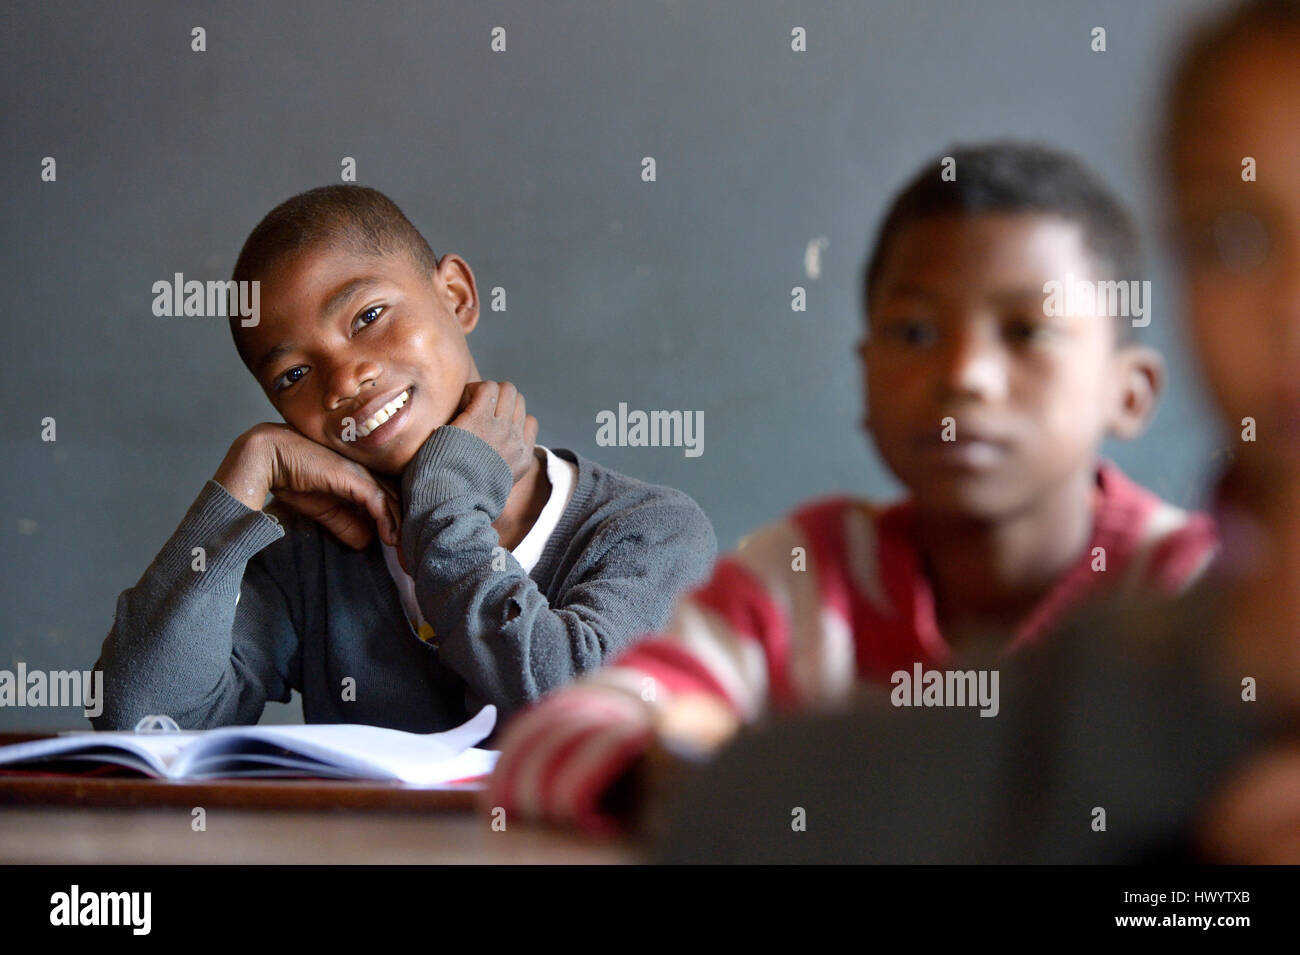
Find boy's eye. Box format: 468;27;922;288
353;305;385;332
881;318;938;347
1004;318;1048;344
274;366;307;391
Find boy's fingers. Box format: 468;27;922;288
496;381;517;417
278;490;374;550
376;474;401;502
524;414;539;448
324;468;398;547
375;474;403;539
270;438;398;546
386;494;402;544
463;380;496;412
321;497;382;550
367;486;398;547
353;471;399;546
449;382;478;420
320;509;375;551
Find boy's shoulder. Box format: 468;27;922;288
1094;460;1218;594
551;446;707;514
522;447;718;594
550;447;715;544
727;492;905;600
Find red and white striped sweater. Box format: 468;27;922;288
485;461;1217;833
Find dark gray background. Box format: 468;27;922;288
1;0;1228;728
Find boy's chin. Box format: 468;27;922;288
371;425;439;476
368;446;420;477
908;476;1028;524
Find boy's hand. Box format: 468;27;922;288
633;694;743;837
446;381;539;484
213;423;401;550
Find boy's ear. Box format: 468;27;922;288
1108;344;1165;440
435;253;480;334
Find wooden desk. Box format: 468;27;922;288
0;807;639;864
0;733;641;864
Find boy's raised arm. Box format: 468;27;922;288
94;424;401;730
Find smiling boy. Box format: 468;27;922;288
486;142;1219;833
92;185;716;732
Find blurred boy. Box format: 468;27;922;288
487;143;1217;833
93;185;715;732
654;0;1300;864
1163;0;1300;862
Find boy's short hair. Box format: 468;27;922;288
862;142;1143;343
1164;0;1300;161
228;185;439;364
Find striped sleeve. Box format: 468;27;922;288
1128;503;1218;594
484;509;868;832
1095;461;1220;596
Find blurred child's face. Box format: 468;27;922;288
1169;32;1300;482
863;213;1158;520
236;243;480;476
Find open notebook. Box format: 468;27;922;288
0;706;498;785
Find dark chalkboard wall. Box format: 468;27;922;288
0;0;1228;727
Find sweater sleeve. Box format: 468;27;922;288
485;519;820;833
91;480;301;730
398;425;717;721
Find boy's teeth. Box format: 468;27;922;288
356;389;409;438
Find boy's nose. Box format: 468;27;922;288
326;358;384;409
937;328;1008;402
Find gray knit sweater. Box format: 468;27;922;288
92;425;716;732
